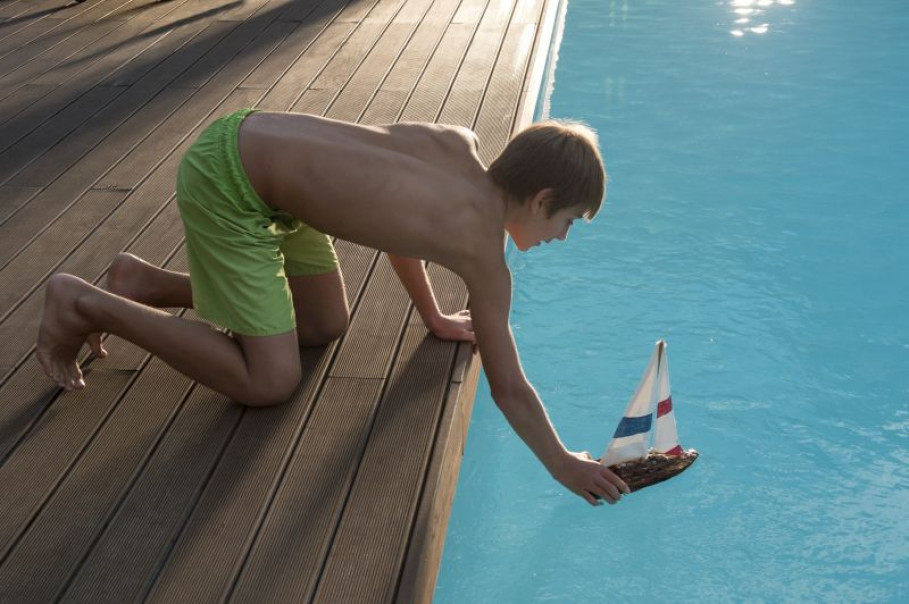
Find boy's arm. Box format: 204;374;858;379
465;261;629;506
386;253;475;343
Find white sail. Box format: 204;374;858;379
652;342;683;455
600;341;663;466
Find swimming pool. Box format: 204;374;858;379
435;0;909;601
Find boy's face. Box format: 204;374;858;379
509;192;585;251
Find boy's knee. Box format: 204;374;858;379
297;312;349;347
239;369;301;408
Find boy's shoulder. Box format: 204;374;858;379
390;121;479;152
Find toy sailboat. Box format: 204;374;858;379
600;340;698;492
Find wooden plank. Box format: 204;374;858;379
0;1;556;600
452;0;487;24
396;349;480;602
0;18;124;94
393;263;473;599
313;319;460;602
307;20;392;92
397;22;475;122
237;1;344;91
0;185;135;312
0;187;129;316
0;83;53;129
100;0;244;87
437;0;515;128
329;253;412;379
226;377;386;602
275;0;347;23
166;8;291;89
372;0;463;95
0;0;40;21
0;0;127;52
326;18;423;122
474;20;540;165
335;0;379;23
58;383;245;602
513;0;560;129
0;185;39;227
0;358;146;564
27;1;194;87
358;1;486;126
0;13;306;364
256;21;356;111
0;84;124;183
0;18;71;75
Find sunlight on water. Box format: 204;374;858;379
728;0;795;36
437;0;908;601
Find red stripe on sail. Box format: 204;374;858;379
657;396;673;417
662;445;684;456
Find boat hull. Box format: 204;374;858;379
609;449;699;493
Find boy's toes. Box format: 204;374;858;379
88;333;107;358
65;366;85;390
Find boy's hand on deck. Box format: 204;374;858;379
554;451;630;507
428;310;475;343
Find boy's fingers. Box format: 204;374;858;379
582;491;602;506
601;466;631;494
594;476;621;502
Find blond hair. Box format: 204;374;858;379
488;120;606;220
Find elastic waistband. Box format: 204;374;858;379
218;108;262;210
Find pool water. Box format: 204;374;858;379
435;0;909;601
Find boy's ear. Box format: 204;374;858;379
529;188;555;215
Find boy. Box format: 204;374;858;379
37;109;629;505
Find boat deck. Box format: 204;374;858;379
0;0;558;600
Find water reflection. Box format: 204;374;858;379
728;0;795;37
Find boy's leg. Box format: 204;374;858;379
288;269;349;346
104;255;350;347
38;274;300;406
106;253;193;308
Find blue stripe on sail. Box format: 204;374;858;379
613;414;653;438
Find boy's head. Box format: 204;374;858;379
488;120;606;220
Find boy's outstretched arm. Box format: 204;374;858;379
387;253;475;343
465;261;630;506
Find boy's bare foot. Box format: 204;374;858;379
106;252;154;304
37;274;107;391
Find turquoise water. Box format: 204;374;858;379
436;0;909;601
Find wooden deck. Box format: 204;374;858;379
0;0;559;600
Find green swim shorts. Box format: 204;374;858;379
176;107;339;337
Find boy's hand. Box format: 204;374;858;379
428;310;475;343
553;451;630;506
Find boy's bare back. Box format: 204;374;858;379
238;112;507;280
